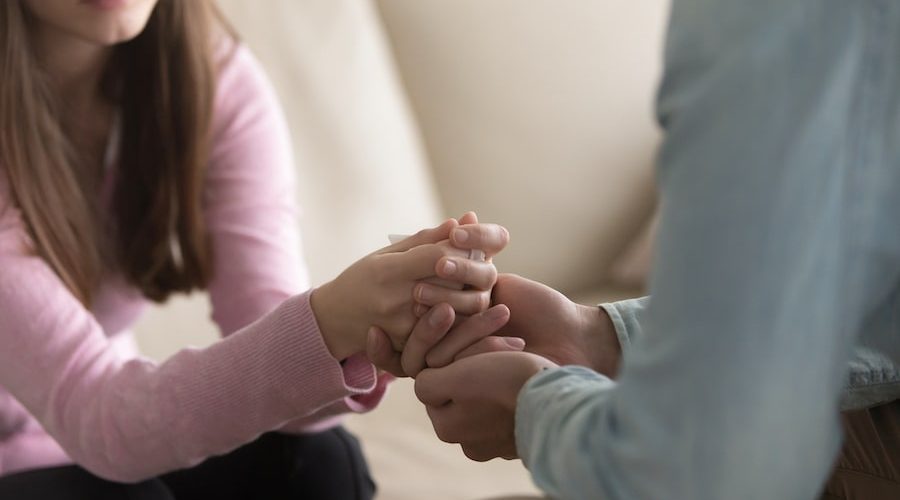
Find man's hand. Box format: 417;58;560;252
486;273;622;377
414;351;558;461
366;303;525;377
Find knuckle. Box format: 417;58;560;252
483;263;499;287
451;258;472;280
498;225;510;246
481;337;507;353
371;257;395;286
462;445;492;462
425;350;446;368
414;379;427;401
432;421;457;444
474;292;491;312
401;359;421;378
373;295;395;316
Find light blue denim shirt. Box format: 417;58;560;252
515;0;900;498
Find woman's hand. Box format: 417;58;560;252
311;218;509;361
365;302;525;377
412;219;510;315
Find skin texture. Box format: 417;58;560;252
24;0;160;47
487;274;621;376
366;303;525;378
415;351;557;462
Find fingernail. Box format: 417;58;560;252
430;305;450;326
503;337;526;350
441;259;457;276
485;305;508;320
416;285;432;302
452;228;468;243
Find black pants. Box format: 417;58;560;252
0;427;375;500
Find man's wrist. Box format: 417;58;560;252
577;304;621;377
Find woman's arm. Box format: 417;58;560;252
202;44;382;417
0;197;353;481
202;46;503;421
0;45;500;482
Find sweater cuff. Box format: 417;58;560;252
239;290;377;416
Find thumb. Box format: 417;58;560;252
366;326;406;377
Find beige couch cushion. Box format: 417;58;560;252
218;0;443;285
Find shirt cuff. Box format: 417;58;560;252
515;365;615;470
600;303;632;354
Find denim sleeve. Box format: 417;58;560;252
603;297;900;410
599;297;649;354
516;1;900;498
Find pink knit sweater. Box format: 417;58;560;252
0;45;387;482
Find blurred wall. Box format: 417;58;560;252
376;0;667;295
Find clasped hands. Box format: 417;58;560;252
316;212;622;463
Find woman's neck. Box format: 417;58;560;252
31;23;117;179
31;24;112;114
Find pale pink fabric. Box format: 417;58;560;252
0;45;387;482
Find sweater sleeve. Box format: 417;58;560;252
0;46;379;483
203;44;385;421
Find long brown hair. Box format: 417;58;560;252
0;0;234;305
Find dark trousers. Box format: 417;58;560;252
0;427;375;500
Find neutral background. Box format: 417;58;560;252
135;1;669;498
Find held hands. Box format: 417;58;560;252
310;215;509;361
367;271;623;462
353;211;623;463
370;272;622;378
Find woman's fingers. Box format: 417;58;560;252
400;304;456;377
414;282;492;315
425;305;513;368
435;256;498;291
450;223;509;258
390;242;469;280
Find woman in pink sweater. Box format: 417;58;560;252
0;0;509;498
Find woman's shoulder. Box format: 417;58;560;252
215;40;265;90
211;40;285;141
